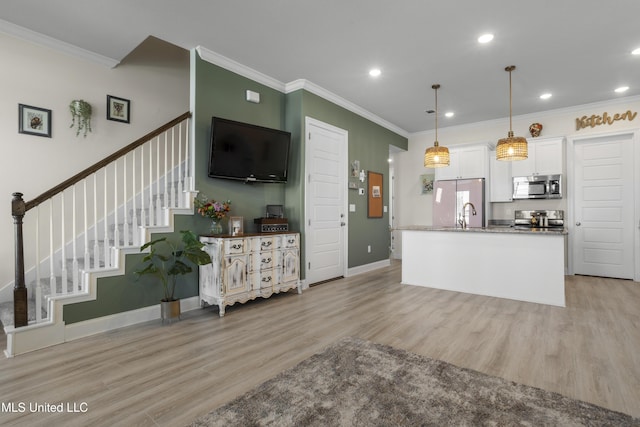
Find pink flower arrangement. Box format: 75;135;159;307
194;196;231;220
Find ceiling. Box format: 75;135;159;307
2;0;640;134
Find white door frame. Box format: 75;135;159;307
304;116;349;283
566;129;640;281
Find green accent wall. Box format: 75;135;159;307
63;216;200;323
192;52;289;228
64;50;407;324
288;90;407;269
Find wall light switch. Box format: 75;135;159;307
349;204;356;212
358;188;365;195
246;90;260;103
383;206;388;212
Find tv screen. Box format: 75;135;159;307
208;117;291;183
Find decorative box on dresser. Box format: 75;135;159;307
199;232;301;316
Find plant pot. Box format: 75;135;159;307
160;299;181;323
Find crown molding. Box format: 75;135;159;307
195;47;408;138
410;94;640;138
0;19;119;68
285;79;409;138
196;46;286;92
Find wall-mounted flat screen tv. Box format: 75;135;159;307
208;117;291;183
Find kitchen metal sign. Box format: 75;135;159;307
576;110;637;131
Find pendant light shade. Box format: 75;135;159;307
496;66;528;161
424;84;450;168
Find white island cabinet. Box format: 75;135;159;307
199;232;301;316
400;226;566;307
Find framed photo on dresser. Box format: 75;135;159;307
229;216;243;236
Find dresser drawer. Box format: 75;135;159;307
281;234;299;249
249;269;278;290
249;251;276;272
251;236;278;252
224;238;246;255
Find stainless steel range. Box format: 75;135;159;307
514;210;564;229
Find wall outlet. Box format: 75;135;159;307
367;245;371;253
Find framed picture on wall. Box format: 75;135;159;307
18;104;52;137
367;171;383;218
107;95;130;123
421;173;435;194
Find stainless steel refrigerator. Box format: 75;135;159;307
432;178;485;228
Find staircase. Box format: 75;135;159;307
1;112;195;357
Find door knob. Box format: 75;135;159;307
575;222;581;226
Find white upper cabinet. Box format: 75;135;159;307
435;144;489;180
510;137;564;177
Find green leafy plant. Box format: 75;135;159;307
69;99;92;137
134;230;212;301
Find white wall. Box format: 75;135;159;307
0;33;189;288
393;95;640;258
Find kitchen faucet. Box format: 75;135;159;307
458;202;477;229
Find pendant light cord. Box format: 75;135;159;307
509;68;513;133
506;65;516;133
435;85;439;142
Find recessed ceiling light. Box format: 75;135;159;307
540;93;552;100
632;47;640;55
445;112;454;118
369;68;381;77
478;34;494;43
615;86;629;93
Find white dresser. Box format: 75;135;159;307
199;232;301;316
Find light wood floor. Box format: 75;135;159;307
1;261;639;426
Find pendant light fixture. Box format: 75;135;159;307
424;84;450;168
496;65;528;161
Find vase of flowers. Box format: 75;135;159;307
194;195;231;235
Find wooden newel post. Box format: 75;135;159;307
12;192;28;327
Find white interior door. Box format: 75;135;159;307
305;117;347;285
571;133;635;279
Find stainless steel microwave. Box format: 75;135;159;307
512;174;562;199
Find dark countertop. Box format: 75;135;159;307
395;225;568;235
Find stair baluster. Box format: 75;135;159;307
49;199;57;299
35;206;42;323
72;185;79;290
148;143;155;227
103;168;110;269
113;160;120;250
60;192;68;295
155;136;162;225
171;129;177;208
131;149;139;246
123;154;130;247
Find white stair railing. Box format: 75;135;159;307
10;112;192;328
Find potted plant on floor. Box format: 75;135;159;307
134;230;212;322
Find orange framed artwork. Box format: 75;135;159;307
367;171;383;218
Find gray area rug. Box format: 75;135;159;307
190;336;639;426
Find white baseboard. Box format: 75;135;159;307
64;296;201;342
346;259;391;277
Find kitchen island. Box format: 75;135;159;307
399;226;567;307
